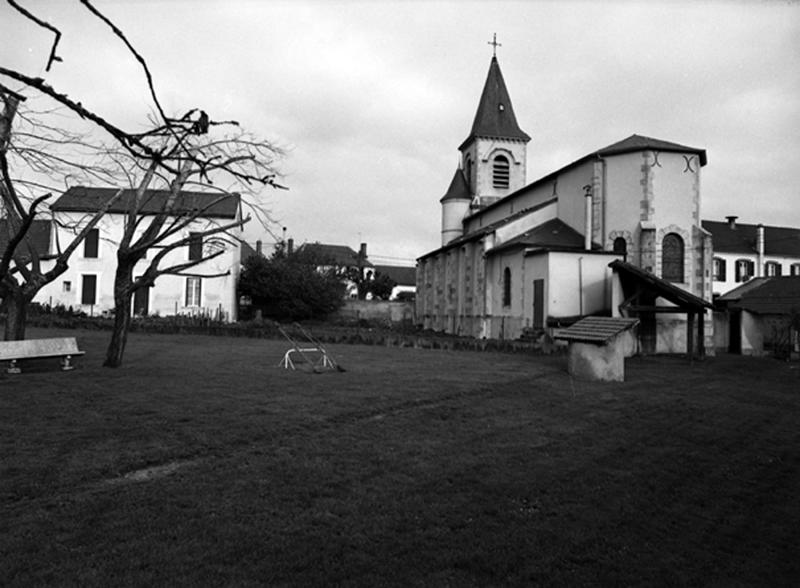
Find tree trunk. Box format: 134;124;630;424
1;287;29;341
103;261;135;367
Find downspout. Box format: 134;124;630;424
578;256;584;316
583;185;593;251
756;224;765;277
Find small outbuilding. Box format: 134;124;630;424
554;316;640;382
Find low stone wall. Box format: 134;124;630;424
334;300;415;324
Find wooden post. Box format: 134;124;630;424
687;311;695;362
698;309;705;359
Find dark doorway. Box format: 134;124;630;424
533;279;544;329
728;310;742;353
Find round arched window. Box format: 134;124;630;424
662;233;684;282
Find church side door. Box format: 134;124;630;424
532;279;544;329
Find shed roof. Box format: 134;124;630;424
491;218;592;254
51;186;241;219
610;260;713;310
553;316;639;344
717;276;800;315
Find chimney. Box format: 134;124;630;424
726;215;738;230
756;224;765;276
359;242;367;263
287;238;294;256
256;240;262;256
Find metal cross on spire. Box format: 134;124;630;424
488;33;501;57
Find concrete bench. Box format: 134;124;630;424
0;337;85;374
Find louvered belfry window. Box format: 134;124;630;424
662;233;684;282
493;155;510;189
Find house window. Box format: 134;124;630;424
613;237;627;261
188;232;203;261
764;261;782;277
185;277;202;307
492;155;510;189
791;263;800;276
81;274;97;305
735;258;754;282
83;228;99;258
63;281;71;293
712;257;727;281
502;267;511;307
662;233;684;282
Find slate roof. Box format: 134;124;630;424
418;197;558;261
597;134;707;166
372;264;416;286
701;220;800;257
490;218;597;254
51;186;241;219
295;243;373;268
0;218;52;260
440;168;471;202
717;276;800;315
459;56;530;150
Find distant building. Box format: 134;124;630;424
702;217;800;297
294;242;372;298
9;186;244;321
371;264;416;300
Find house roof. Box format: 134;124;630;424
440;168;471;203
372;264;416;286
51;186;241;219
459;56;530;151
0;218;52;260
610;260;713;310
295;243;373;268
717;276;800;315
701;220;800;257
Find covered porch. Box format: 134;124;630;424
609;260;713;359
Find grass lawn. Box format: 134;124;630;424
2;327;799;586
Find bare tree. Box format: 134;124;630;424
1;1;284;364
1;92;124;340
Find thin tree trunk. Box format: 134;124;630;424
103;261;135;367
1;288;28;341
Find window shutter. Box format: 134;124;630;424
81;275;97;305
84;229;99;258
718;258;726;281
188;233;203;261
735;261;741;282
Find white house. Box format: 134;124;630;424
702;217;800;297
417;55;714;354
34;186;243;321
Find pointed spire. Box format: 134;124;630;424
439;168;471;203
459;56;530;151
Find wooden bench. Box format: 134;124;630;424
0;337;85;374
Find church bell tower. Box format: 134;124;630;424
441;40;531;244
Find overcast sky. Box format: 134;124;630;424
3;0;799;266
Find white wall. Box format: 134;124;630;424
35;211;241;321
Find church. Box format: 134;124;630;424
416;54;714;353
